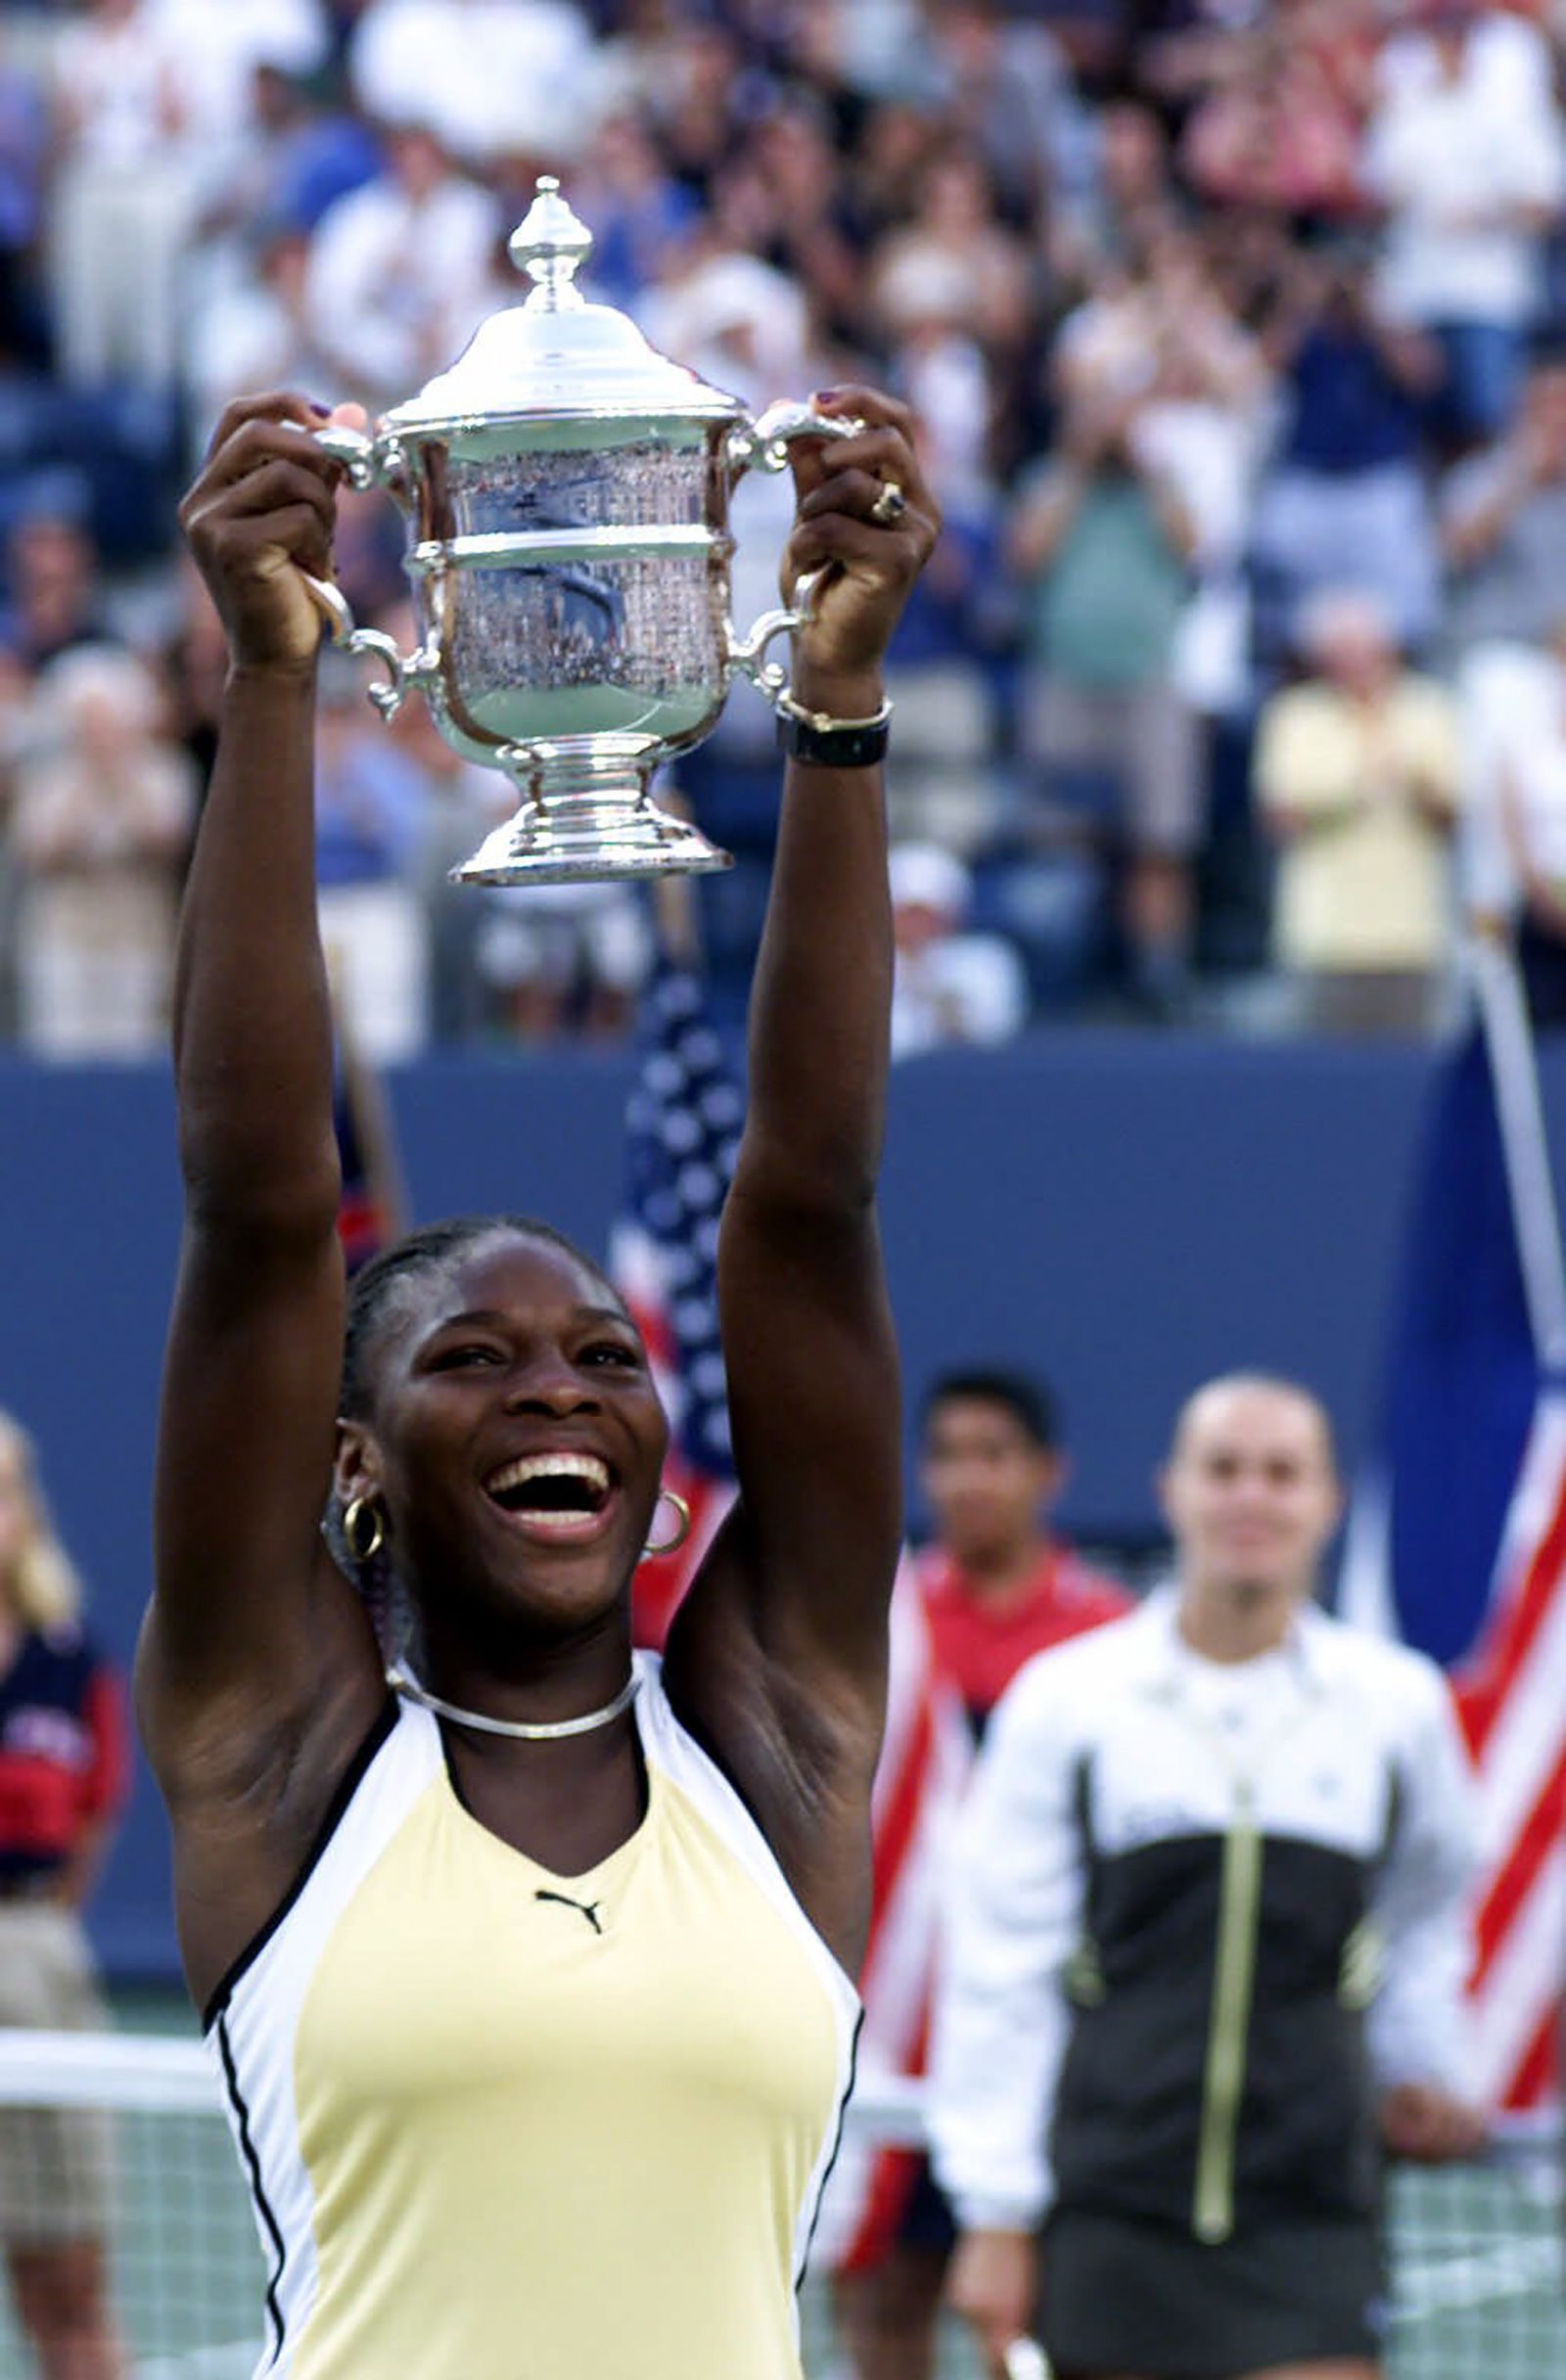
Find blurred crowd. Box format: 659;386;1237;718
8;0;1566;1054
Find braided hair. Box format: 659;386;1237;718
339;1213;622;1417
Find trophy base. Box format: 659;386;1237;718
450;736;734;887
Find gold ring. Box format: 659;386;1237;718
870;481;907;527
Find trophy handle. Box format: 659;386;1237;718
727;568;829;703
299;572;431;720
312;421;409;494
726;401;862;475
726;402;864;701
300;424;422;709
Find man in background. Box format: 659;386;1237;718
1255;585;1461;1036
831;1369;1128;2380
888;847;1029;1060
916;1367;1130;1745
1010;389;1201;1019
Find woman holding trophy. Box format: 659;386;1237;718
136;373;935;2380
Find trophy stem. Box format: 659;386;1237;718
449;735;733;886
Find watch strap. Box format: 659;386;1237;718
774;691;893;769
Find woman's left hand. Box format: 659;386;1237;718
780;386;940;709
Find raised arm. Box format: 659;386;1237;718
137;400;385;1974
665;390;937;1911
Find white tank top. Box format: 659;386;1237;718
206;1652;861;2379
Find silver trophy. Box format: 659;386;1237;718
303;177;858;884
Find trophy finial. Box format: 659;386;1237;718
508;176;594;311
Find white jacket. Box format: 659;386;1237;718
928;1589;1477;2236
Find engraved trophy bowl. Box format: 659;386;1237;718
304;176;859;885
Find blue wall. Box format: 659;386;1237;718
0;1032;1512;1979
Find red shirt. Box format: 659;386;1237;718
0;1625;127;1882
915;1542;1131;1738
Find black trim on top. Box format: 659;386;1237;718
202;1697;400;2033
795;2005;865;2294
215;2010;288;2366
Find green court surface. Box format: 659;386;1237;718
0;1999;1559;2378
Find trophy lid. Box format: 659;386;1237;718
384;177;745;432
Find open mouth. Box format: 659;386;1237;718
484;1451;616;1537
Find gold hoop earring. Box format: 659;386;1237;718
344;1495;387;1565
643;1488;691;1560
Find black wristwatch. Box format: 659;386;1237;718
775;692;893;768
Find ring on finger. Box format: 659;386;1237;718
870;480;907;527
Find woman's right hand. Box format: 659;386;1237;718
946;2227;1038;2379
178;392;347;676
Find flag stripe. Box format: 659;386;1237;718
1503;1996;1560;2110
1459;1459;1566;1757
1483;1396;1566;1635
1465;1509;1566;1879
866;1694;935;1965
1468;1839;1566;2105
1472;1736;1566;1971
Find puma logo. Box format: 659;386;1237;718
534;1889;604;1935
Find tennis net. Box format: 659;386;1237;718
0;2033;1558;2378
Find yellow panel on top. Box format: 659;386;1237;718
288;1751;845;2380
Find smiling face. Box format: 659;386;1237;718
1160;1379;1340;1613
337;1231;668;1663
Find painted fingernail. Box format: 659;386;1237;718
813;389;841;404
307;399;332;418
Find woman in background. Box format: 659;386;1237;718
0;1410;127;2380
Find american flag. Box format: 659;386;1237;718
1341;940;1566;2110
610;960;745;1645
611;956;970;2252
